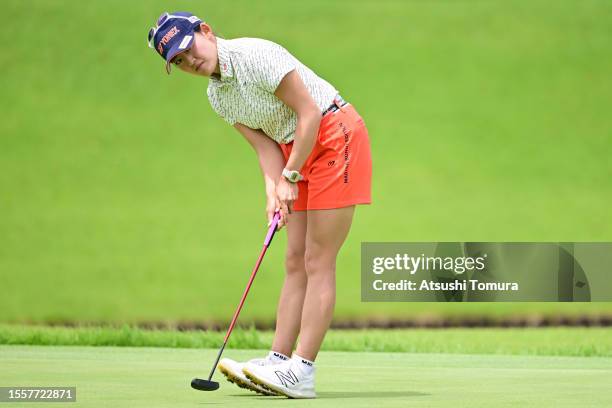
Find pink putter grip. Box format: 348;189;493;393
264;212;281;247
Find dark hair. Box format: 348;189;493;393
194;24;222;39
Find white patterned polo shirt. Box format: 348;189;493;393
207;37;338;144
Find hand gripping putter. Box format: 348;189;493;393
191;212;281;391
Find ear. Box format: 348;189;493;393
199;23;214;37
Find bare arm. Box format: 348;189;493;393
274;70;322;173
232;70;320;222
233;122;288;228
273;70;321;214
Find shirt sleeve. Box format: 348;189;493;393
248;40;296;93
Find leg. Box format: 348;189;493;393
295;206;355;361
271;211;308;356
218;212;307;396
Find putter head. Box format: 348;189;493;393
191;378;219;391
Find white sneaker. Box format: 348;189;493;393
242;355;316;399
218;352;287;396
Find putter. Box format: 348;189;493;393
191;211;282;391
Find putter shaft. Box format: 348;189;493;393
205;212;280;381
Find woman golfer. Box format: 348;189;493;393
147;12;372;399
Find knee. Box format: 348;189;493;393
285;247;306;276
304;247;336;279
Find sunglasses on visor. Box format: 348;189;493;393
147;13;200;48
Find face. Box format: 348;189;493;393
171;23;220;77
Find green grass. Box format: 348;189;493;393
1;325;611;357
1;0;612;324
2;346;611;407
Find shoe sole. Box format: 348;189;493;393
243;367;316;399
218;362;278;396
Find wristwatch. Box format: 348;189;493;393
282;168;304;183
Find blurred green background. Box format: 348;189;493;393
1;0;611;325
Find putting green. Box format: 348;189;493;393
2;346;611;407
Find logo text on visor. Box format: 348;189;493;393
157;26;180;54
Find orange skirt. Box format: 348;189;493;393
280;102;372;211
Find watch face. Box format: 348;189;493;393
283;169;303;183
283;169;302;183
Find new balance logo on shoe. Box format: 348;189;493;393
275;370;299;387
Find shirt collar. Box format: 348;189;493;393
216;38;234;81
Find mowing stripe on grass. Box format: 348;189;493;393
1;325;610;357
